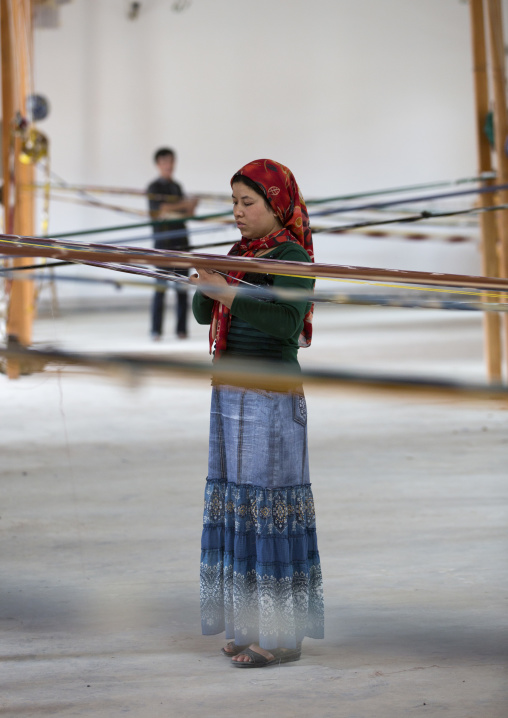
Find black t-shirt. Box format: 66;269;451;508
147;177;188;250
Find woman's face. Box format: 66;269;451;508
232;180;282;240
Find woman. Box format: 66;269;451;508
190;159;324;668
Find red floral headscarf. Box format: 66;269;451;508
210;159;314;357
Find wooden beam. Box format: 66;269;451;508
4;235;508;291
485;0;508;379
1;0;36;378
1;0;14;234
469;0;502;382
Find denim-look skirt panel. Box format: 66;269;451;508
207;385;310;487
200;385;324;650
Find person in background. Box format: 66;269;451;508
147;147;198;340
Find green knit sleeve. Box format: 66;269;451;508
192;290;215;325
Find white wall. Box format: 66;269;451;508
30;0;506;299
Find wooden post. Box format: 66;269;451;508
469;0;502;382
1;0;36;378
485;0;508;379
1;0;14;233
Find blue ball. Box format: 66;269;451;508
26;94;49;121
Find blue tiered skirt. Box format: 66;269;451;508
200;385;324;650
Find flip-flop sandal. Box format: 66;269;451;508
231;646;301;668
221;642;249;657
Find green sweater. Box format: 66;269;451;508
192;242;314;367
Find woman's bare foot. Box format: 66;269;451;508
221;641;248;657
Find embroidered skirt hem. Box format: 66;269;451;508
200;478;324;650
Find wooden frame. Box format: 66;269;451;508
1;0;35;378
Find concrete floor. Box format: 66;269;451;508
1;299;507;717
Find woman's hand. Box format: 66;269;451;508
189;269;237;309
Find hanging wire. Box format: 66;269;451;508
26;171;495;205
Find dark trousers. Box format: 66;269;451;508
151;269;189;336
